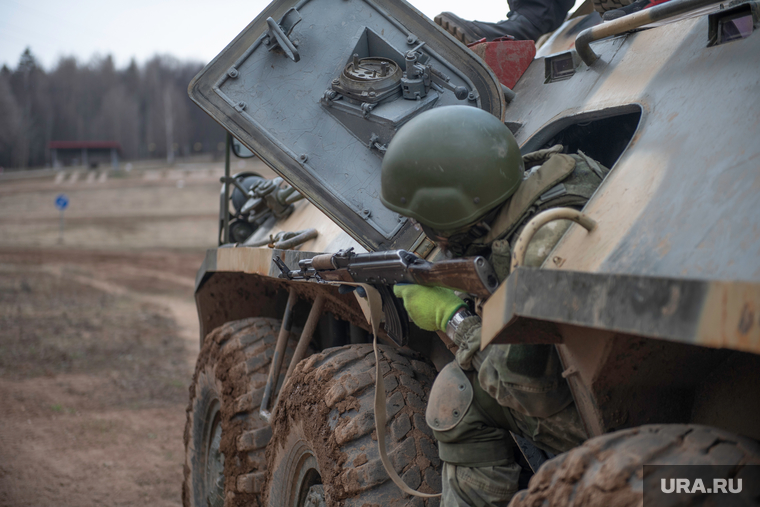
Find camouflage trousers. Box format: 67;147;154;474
441;462;521;507
432;365;586;507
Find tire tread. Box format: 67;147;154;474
509;424;760;507
183;317;301;507
267;344;440;507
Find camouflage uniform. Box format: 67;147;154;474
426;146;609;506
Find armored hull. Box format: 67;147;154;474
184;1;760;505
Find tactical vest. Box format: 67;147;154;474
464;145;610;278
487;145;608;245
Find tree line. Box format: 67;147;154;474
0;48;225;170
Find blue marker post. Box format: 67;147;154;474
55;194;69;243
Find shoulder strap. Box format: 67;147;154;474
482;153;576;244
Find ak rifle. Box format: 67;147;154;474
273;248;499;345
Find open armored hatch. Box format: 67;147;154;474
188;0;506;253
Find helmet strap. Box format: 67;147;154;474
423;205;502;257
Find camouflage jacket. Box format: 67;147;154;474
452;146;609;419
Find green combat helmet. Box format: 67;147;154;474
380;105;524;231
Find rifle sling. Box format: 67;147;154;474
356;283;442;499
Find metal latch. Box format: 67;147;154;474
265;7;302;62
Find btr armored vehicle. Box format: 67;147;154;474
183;0;760;505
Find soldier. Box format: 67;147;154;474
434;0;576;43
380;105;610;506
435;0;666;43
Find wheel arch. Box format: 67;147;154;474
555;325;760;442
195;270;372;348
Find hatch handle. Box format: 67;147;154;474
266;8;302;62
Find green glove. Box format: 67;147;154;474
393;284;466;332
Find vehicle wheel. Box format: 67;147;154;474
592;0;632;13
183;317;303;507
265;344;442;507
509;424;760;507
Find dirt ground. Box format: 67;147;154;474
0;157;274;506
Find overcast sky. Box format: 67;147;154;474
0;0;539;71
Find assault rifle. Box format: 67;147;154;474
273;248;499;346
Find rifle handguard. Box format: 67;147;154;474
310;253;336;270
409;256;499;298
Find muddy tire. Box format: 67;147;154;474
592;0;632;13
265;344;442;507
509;424;760;507
183;318;302;507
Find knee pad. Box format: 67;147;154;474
426;362;473;432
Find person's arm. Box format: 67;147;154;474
446;307;490;371
393;284;487;370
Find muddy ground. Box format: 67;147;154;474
0;157;273;506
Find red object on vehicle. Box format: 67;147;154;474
467;38;536;90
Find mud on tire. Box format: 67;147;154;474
183;318;301;507
509;424;760;507
265;344;442;507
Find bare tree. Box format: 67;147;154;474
0;71;23;168
0;48;224;169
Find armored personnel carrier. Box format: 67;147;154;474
183;0;760;506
